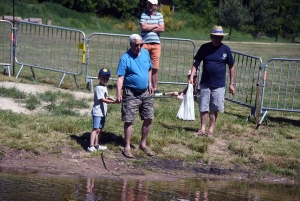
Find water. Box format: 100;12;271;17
0;173;299;201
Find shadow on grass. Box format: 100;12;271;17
223;111;260;126
70;131;125;150
266;116;300;127
224;111;253;121
159;122;198;133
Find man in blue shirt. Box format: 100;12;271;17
189;26;235;137
140;0;164;94
116;34;154;158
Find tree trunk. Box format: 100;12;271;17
254;26;259;39
228;27;232;40
292;30;296;42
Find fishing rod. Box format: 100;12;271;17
122;93;174;101
108;92;179;102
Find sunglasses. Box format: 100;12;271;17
134;43;143;48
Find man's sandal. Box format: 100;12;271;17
193;130;206;137
139;145;154;156
122;149;134;158
206;131;214;138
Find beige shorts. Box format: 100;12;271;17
143;43;161;69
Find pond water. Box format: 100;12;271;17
0;173;299;201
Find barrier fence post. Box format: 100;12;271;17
0;20;13;77
258;58;300;127
14;22;86;87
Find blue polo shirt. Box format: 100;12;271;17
194;42;234;88
116;48;152;90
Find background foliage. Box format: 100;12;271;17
1;0;299;42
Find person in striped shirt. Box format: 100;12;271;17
140;0;164;94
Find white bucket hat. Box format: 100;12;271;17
210;26;228;36
147;0;158;5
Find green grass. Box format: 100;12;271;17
0;81;299;179
0;86;27;99
1;0;300;180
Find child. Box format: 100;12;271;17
160;70;198;100
88;68;117;152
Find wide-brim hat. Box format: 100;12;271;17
211;26;228;36
99;68;111;76
147;0;158;5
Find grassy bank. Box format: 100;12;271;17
1;0;300;181
1;57;300;180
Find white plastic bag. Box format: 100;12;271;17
176;84;195;121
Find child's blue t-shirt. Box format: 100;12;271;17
194;42;234;88
116;48;152;90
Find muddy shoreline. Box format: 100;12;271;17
0;145;298;185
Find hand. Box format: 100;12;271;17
229;85;235;95
116;93;122;102
148;85;154;95
177;94;184;100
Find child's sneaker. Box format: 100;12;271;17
87;146;96;152
95;145;107;151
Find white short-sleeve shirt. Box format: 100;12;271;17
91;85;108;117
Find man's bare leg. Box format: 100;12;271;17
124;122;133;150
140;119;152;147
152;69;158;92
200;111;208;132
208;111;218;134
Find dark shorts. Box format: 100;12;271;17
121;87;154;122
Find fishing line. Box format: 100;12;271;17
101;153;123;180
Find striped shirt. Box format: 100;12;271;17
140;10;164;44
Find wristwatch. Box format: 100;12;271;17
230;82;235;85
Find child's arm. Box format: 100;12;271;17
181;85;188;95
101;97;117;104
176;85;189;100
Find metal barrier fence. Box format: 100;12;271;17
0;20;13;77
258;58;300;126
225;51;262;121
15;22;86;87
85;33;196;91
2;20;299;128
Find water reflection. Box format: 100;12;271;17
120;180;149;201
86;177;95;201
194;190;208;201
0;173;299;201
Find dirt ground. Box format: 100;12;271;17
0;81;298;184
0;143;297;185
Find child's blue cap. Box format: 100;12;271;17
99;68;111;76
